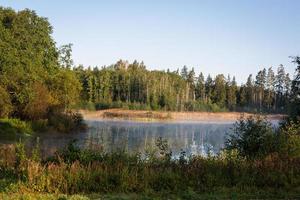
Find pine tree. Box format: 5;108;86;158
284;73;291;95
195;72;205;101
265;67;275;110
226;76;237;110
238;85;247;107
212;74;226;107
187;68;196;100
255;69;266;110
245;74;254;108
275;65;286;110
291;57;300;118
180;66;188;80
205;74;213;103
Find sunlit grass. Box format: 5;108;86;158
0;141;299;198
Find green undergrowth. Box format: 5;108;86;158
0;193;88;200
0;111;86;135
0;118;33;135
0;140;299;198
1;189;300;200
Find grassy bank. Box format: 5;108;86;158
0;118;33;136
0;111;86;136
0;140;299;199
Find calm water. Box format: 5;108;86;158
0;119;237;158
83;120;235;157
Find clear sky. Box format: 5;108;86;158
1;0;299;83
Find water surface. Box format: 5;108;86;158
0;120;237;157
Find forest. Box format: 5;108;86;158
74;59;291;113
0;7;294;123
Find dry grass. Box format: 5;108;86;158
79;109;284;122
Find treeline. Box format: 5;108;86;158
0;7;297;123
74;60;291;113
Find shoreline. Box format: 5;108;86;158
79;109;285;122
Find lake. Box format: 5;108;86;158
0;119;239;158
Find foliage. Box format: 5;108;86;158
290;56;300;119
155;137;172;160
0;86;12;118
23;82;55;120
59;43;74;69
0;193;89;200
0;118;33;135
0;6;294;129
277;120;300;158
49;69;82;109
48;110;86;133
0;7;81;120
226;114;300;161
1;191;300;200
74;59;292;113
225;115;276;159
0;141;299;196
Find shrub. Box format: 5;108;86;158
225;115;275;159
48;110;86;133
23;82;54;120
276;120;300;158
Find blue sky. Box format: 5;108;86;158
1;0;299;83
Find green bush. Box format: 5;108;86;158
225;116;300;161
225;115;275;159
48;110;87;133
276;120;300;158
0;118;33;135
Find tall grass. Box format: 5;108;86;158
0;140;299;196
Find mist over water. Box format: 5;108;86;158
0;119;280;158
0;120;233;157
84;120;233;157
